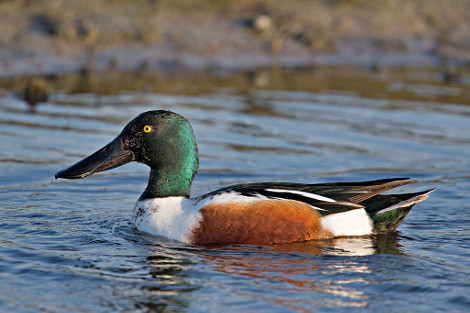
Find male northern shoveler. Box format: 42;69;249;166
56;110;435;245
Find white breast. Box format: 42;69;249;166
131;192;262;243
132;197;202;243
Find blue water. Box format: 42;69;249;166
0;70;469;312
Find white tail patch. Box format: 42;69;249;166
264;189;336;203
321;209;373;237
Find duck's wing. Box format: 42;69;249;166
202;178;420;216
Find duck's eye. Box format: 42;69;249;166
143;125;152;133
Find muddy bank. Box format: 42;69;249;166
1;0;470;77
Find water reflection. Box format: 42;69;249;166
140;234;403;310
1;68;467;312
134;245;199;312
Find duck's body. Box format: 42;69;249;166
56;110;435;245
132;179;433;244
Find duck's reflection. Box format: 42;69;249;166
131;244;198;311
139;234;403;311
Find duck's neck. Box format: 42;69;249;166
140;166;195;200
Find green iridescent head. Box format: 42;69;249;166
56;110;199;199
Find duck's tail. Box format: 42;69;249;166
362;188;437;233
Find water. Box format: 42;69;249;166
0;68;469;312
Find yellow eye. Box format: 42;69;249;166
143;125;152;133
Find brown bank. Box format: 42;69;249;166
1;0;470;77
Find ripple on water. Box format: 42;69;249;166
1;70;470;312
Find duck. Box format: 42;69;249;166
55;110;435;245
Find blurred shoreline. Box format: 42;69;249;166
1;0;470;78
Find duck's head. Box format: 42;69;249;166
55;110;199;199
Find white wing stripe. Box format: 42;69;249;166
310;205;327;211
260;195;327;211
264;189;337;203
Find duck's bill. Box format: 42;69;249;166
55;136;134;179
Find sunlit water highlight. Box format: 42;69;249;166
0;69;469;312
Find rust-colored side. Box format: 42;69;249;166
191;199;333;245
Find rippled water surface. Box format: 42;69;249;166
1;68;469;312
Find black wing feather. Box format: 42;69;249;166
202;178;418;216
